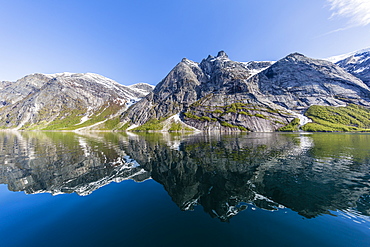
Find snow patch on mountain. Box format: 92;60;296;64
162;113;200;132
326;47;370;63
287;111;312;127
127;83;155;96
241;61;275;77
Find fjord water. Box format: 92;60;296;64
0;132;369;247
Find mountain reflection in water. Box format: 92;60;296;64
0;131;370;222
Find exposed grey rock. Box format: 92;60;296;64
254;53;370;110
181;93;292;132
0;73;51;108
217;50;228;58
122;58;208;125
0;81;11;90
328;48;370;87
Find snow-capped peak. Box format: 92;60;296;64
326;47;370;63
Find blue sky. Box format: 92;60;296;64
1;0;370;85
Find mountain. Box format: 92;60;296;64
122;51;370;132
254;52;370;109
327;48;370;87
0;72;153;130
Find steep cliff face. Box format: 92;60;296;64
0;73;153;130
123;51;370;132
181;94;293;132
122;58;207;125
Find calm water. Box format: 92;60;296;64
0;131;370;247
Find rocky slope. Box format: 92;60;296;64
122;51;370;132
328;48;370;87
0;72;153;130
254;53;370;109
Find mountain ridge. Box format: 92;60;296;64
326;48;370;87
1;48;370;132
121;50;370;132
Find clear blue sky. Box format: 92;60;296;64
1;0;369;85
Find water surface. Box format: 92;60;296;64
0;131;369;246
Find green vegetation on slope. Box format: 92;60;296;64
131;118;164;131
168;122;194;132
220;121;247;131
42;102;122;130
183;102;283;131
278;118;300;132
131;117;194;132
118;121;131;131
301;104;370;132
38;109;86;130
102;117;121;130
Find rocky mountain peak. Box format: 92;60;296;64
217;50;228;58
179;58;200;69
283;52;308;62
